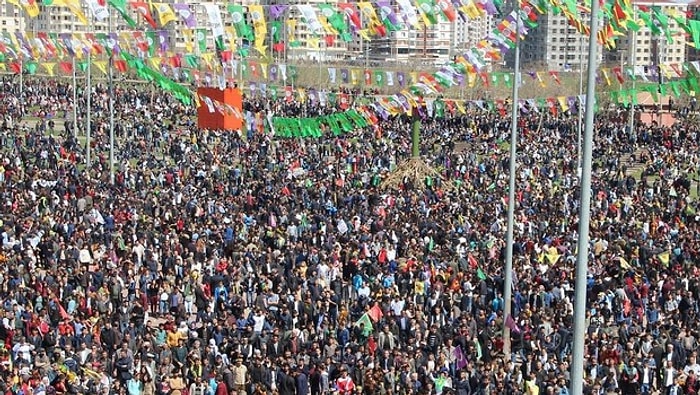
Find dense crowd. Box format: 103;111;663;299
0;76;699;395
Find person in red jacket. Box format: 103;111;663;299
336;368;355;394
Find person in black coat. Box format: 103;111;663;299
278;364;297;395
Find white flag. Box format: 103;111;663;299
297;5;324;35
386;71;394;86
328;68;337;84
204;4;224;44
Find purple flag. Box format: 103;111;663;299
373;103;390;120
526;71;536;80
375;0;400;26
505;315;521;333
15;32;30;53
109;33;120;54
269;64;278;81
269;4;288;19
453;346;468;370
159;31;169;53
480;0;497;15
174;4;196;28
308;89;317;103
397;72;405;86
452;0;469;21
60;33;75;56
649;66;659;82
340;68;349;84
567;97;577;114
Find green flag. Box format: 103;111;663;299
318;3;352;41
415;0;438;25
477;268;487;280
690;20;700;53
196;29;207;52
108;0;136;27
227;4;254;41
146;31;156;57
355;313;373;336
25;62;37;75
270;21;283;43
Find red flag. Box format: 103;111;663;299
114;59;128;73
339;93;350;110
273;42;285;53
468;254;478;268
54;298;70;320
364;69;372;86
670;63;683;77
337;3;361;30
495;100;506;117
612;66;625;84
284;86;293;102
324;35;335;47
131;1;158;29
549;71;561;85
169;55;181;68
546;98;558;116
59;61;73;74
368;304;383;322
10;62;21;74
479;72;490;87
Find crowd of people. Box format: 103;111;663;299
0;75;699;395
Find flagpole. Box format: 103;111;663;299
109;8;115;185
577;34;584;174
627;6;637;146
86;19;92;169
570;0;600;392
72;56;77;138
502;0;520;356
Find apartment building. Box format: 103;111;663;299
517;12;602;72
612;5;687;69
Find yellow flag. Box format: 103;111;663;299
94;60;108;75
248;5;267;54
409;72;418;84
455;100;466;114
50;0;88;25
463;0;482;19
536;72;546;88
182;29;193;52
358;29;372;41
308;37;320;49
350;69;360;85
658;252;670;266
193;93;201;108
557;97;569;112
42;62;55;76
260;63;268;79
297;88;306;103
154;3;177;26
601;69;611;86
202;52;215;69
467;72;477;87
120;32;132;51
21;0;40;17
149;57;161;70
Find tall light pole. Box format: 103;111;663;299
570;0;600;393
502;1;520;356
